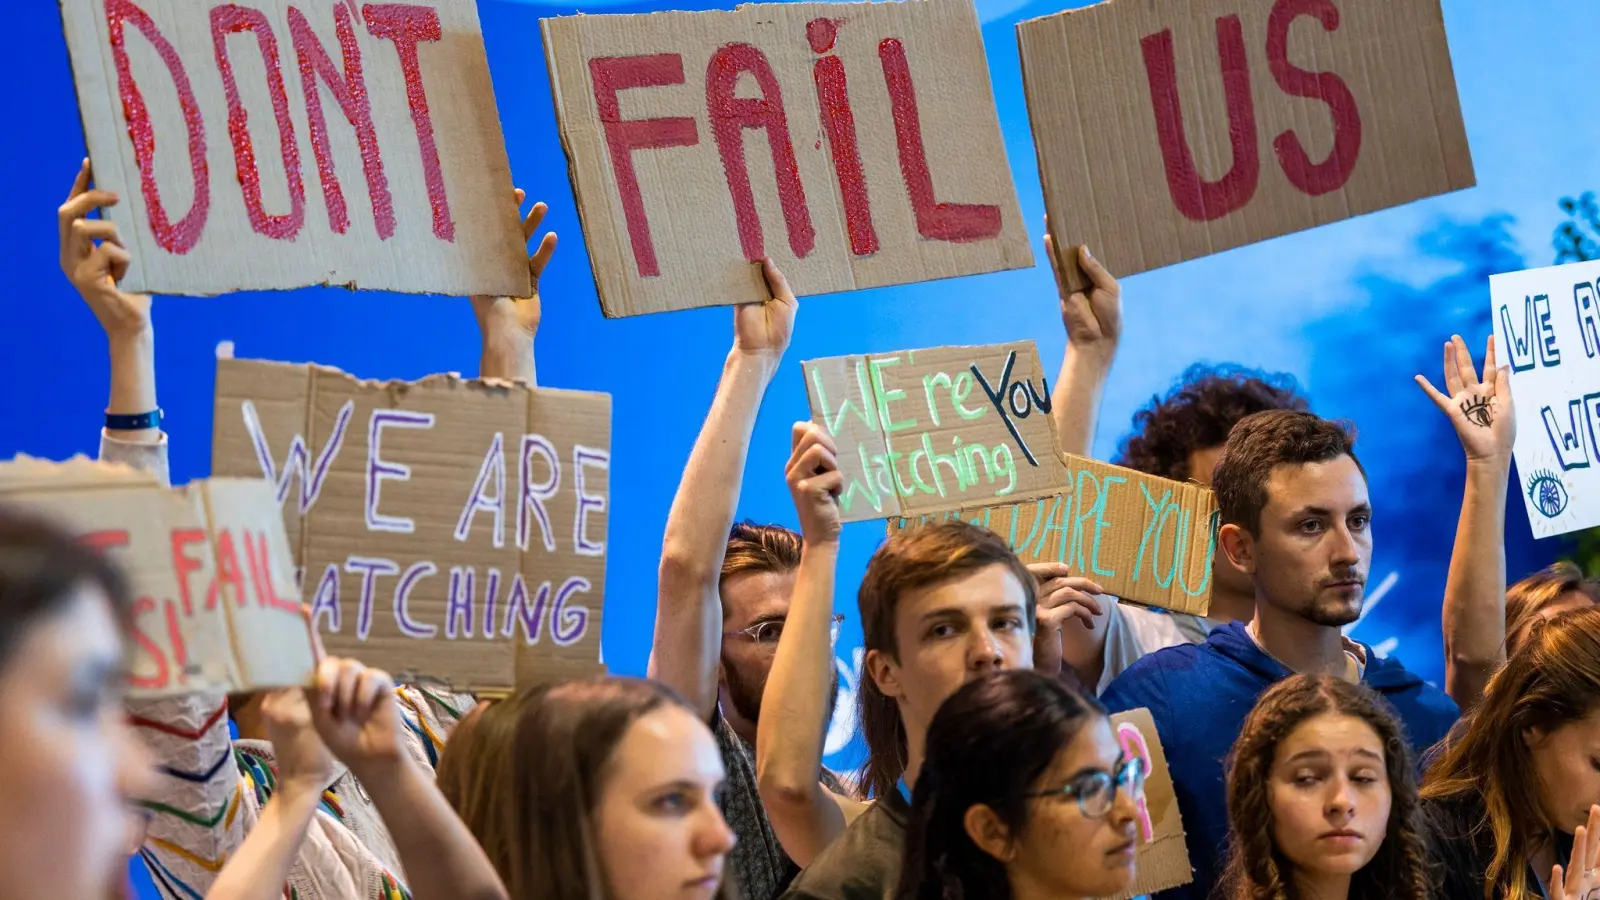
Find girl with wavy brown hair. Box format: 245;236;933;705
1220;675;1431;900
1422;605;1600;900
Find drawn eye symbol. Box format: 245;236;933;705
1459;395;1494;428
1527;469;1569;519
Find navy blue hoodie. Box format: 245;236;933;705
1100;621;1459;900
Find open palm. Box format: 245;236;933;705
1415;334;1514;463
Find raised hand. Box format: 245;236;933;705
1028;562;1106;677
472;188;556;340
258;688;334;794
58;159;151;339
1549;805;1600;900
307;658;405;779
786;422;842;545
1045;215;1121;357
1414;334;1515;463
734;258;798;359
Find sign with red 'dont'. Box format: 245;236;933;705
543;0;1033;318
60;0;530;298
1018;0;1475;291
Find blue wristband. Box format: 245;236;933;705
106;409;162;431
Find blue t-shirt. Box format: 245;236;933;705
1100;621;1459;900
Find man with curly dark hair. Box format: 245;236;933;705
1047;363;1311;693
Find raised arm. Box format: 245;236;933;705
310;659;507;900
1044;220;1123;457
472;190;556;385
1416;334;1514;711
756;422;865;865
203;690;332;900
649;259;797;721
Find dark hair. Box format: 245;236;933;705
855;522;1037;801
1505;562;1597;657
452;676;735;900
1213;410;1365;535
896;671;1104;900
1423;606;1600;900
0;505;131;672
721;521;803;583
1222;675;1430;900
1117;364;1309;482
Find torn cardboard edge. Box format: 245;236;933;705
1099;707;1191;900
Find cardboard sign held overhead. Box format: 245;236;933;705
60;0;529;298
1490;260;1600;539
1017;0;1474;291
542;0;1032;317
1098;709;1191;900
804;341;1065;521
0;458;317;695
211;358;610;691
890;452;1217;614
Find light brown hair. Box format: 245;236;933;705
1505;562;1597;657
1422;605;1600;900
721;521;802;583
441;677;736;900
1213;410;1365;535
1222;675;1430;900
0;505;131;670
854;521;1036;801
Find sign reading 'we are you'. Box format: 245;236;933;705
1492;260;1600;539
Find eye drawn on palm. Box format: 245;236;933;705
1414;334;1515;463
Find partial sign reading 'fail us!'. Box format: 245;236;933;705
542;0;1032;318
210;357;611;691
59;0;530;298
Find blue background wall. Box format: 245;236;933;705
0;2;1584;881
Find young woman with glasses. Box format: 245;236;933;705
895;670;1142;900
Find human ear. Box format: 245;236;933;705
865;648;904;701
1220;523;1256;575
962;803;1016;862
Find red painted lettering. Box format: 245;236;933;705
211;5;306;241
128;597;169;690
162;598;189;685
104;0;210;254
81;530;131;552
879;39;1000;243
206;530;245;610
810;19;877;256
590;54;700;277
243;530;299;613
1266;0;1361;196
706;43;815;262
364;4;453;241
1140;16;1259;222
289;5;395;238
169;528;207;616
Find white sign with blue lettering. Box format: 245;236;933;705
1490;260;1600;538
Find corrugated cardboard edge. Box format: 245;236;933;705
0;454;159;491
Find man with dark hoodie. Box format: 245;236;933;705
1101;408;1461;900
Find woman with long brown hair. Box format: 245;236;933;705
439;676;737;900
1504;562;1595;658
1220;675;1431;900
1422;605;1600;900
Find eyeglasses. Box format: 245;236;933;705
1023;756;1146;819
727;614;845;647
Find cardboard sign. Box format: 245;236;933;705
542;0;1031;317
0;457;317;695
1099;708;1191;900
889;452;1217;614
1490;260;1600;538
210;357;610;690
1017;0;1474;291
805;341;1065;521
60;0;529;298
